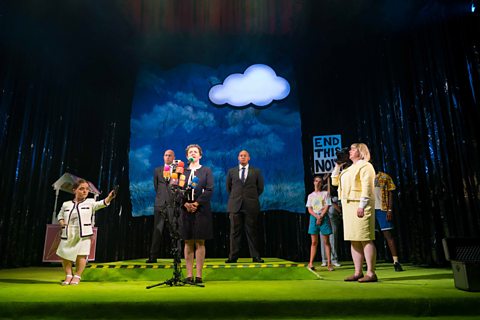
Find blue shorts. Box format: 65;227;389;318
308;214;332;236
375;209;393;231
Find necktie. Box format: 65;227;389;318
241;167;246;183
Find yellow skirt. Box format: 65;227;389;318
342;200;375;241
56;226;91;262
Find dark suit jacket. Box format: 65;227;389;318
180;166;214;240
153;166;172;209
226;165;264;213
183;166;214;207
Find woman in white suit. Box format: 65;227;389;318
332;143;377;282
56;179;115;285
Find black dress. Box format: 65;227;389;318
180;166;214;240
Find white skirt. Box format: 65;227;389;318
56;226;91;262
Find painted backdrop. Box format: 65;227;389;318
129;63;304;216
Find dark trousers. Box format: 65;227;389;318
228;208;260;259
149;207;181;259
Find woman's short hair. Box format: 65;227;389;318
185;144;203;156
351;143;371;161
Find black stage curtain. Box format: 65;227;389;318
299;1;480;265
1;0;479;268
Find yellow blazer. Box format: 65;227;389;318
332;160;375;202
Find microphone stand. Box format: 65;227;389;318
146;185;203;288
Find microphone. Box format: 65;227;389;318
179;174;186;187
170;173;179;186
163;165;171;180
188;157;194;163
190;176;200;188
175;161;185;174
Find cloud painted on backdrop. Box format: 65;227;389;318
209;64;290;107
223;107;298;138
131;102;216;138
129;145;152;181
173;92;209;109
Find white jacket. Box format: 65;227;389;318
57;198;109;239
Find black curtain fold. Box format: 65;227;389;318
350;13;480;264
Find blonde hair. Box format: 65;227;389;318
351;143;371;161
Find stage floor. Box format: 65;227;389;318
0;260;479;319
82;258;317;281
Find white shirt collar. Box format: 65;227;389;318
189;164;202;170
239;164;249;170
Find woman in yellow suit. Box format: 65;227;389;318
332;143;378;282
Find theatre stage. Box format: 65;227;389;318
0;259;479;319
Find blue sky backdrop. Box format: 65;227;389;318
129;63;305;216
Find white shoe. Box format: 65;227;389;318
333;262;341;267
320;262;327;267
70;275;81;285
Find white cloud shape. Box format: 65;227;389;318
209;64;290;107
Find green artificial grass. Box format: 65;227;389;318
82;258;317;281
0;261;479;319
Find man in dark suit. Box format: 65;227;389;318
147;149;179;263
225;150;265;263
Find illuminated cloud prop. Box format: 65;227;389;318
209;64;290;107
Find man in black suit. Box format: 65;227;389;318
225;150;265;263
146;149;178;263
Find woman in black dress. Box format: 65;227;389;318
181;144;214;284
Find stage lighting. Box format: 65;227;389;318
472;1;477;13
